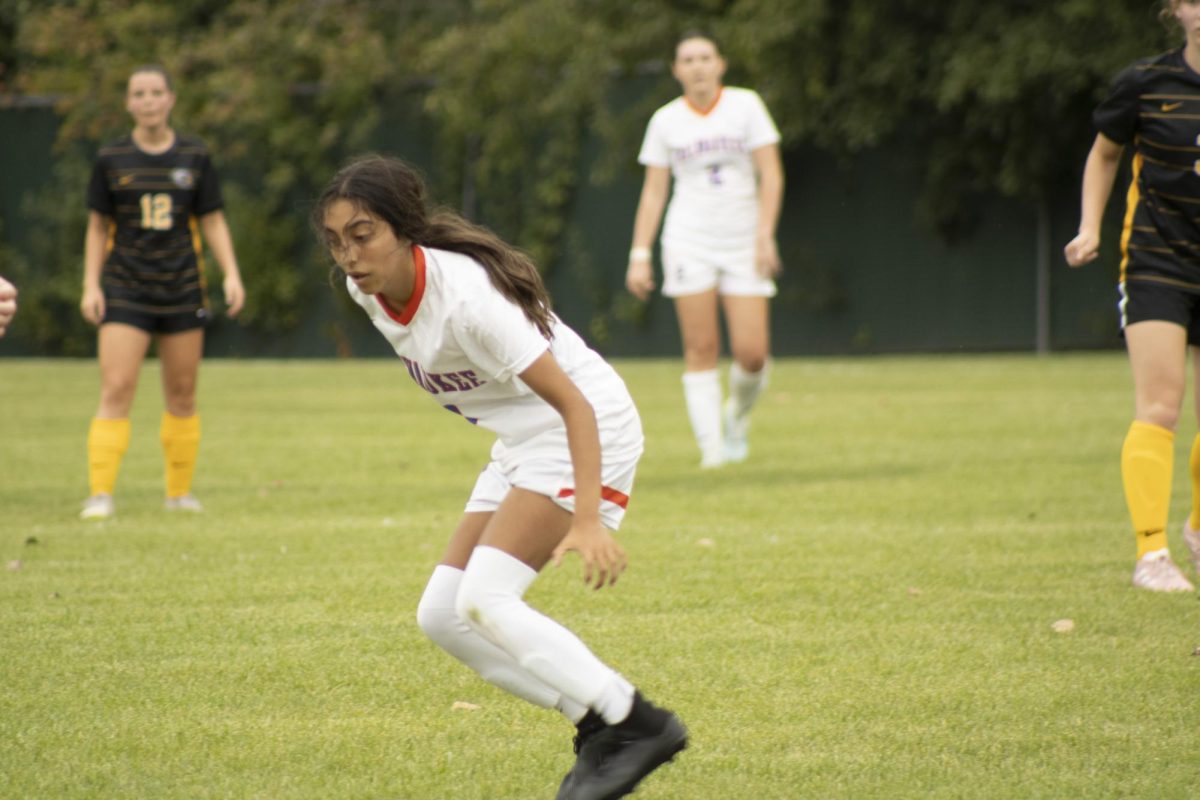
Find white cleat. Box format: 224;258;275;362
1131;550;1194;592
1183;519;1200;576
79;494;115;521
164;493;204;512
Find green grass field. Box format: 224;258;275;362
2;355;1198;799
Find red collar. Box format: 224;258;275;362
376;245;426;325
684;86;723;116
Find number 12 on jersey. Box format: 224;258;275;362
140;193;173;230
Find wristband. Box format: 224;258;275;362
629;247;651;262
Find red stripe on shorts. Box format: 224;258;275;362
556;485;630;509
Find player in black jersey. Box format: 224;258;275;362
79;65;245;520
1065;0;1200;591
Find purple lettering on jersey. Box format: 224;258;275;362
401;356;438;394
399;358;489;398
445;372;473;391
671;136;747;163
443;404;479;424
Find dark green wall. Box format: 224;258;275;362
547;133;1122;357
0;102;59;257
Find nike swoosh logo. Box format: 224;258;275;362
118;174;135;185
1162;102;1184;112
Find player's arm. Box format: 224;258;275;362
752;143;784;278
519;350;627;589
1064;133;1124;268
81;211;110;325
626;165;671;301
198;210;245;317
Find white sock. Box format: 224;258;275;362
728;360;770;420
417;564;588;722
457;546;634;724
682;369;723;463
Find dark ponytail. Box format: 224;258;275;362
313;154;555;339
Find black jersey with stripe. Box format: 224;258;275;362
1094;48;1200;291
86;134;223;311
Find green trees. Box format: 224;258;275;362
0;0;1178;353
719;1;1166;232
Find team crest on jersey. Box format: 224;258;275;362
170;168;195;189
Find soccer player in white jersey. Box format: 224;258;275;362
314;155;686;800
626;31;784;468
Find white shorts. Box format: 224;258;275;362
661;240;778;298
464;410;644;530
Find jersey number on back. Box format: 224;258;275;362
140;193;173;230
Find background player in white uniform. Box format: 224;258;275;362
626;31;784;468
314;155;686;800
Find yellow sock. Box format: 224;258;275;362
1189;434;1200;531
161;412;201;499
1121;420;1173;559
87;417;131;496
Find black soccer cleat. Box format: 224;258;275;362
560;692;688;800
556;709;607;799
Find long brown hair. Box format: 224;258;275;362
313;154;555;339
1161;1;1183;35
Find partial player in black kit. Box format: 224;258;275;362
1064;0;1200;591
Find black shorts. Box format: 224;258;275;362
1120;278;1200;345
102;296;211;335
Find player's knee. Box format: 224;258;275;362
416;600;456;645
454;572;511;639
99;379;137;411
454;578;487;633
417;567;470;647
735;354;767;374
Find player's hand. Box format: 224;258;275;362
1064;232;1099;268
0;277;16;337
755;232;781;279
626;258;656;301
552;520;627;590
80;284;105;326
223;272;246;317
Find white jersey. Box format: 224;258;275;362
638;86;780;252
347;245;638;449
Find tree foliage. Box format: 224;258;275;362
0;0;1182;352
